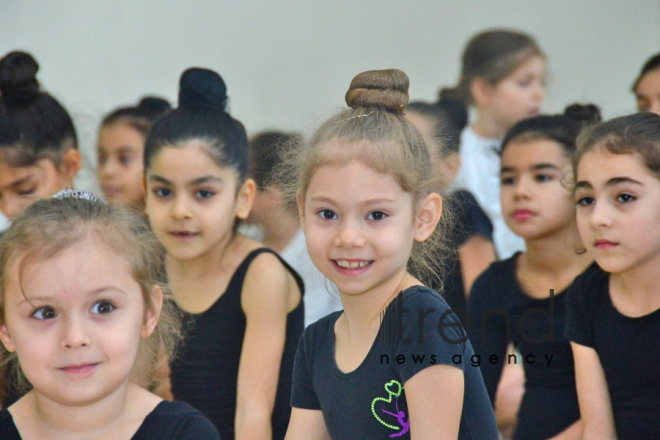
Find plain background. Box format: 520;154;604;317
1;0;659;194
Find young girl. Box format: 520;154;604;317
443;29;546;259
248;131;342;327
144;68;304;440
0;51;82;221
632;52;660;115
565;112;660;439
284;69;498;439
97;97;171;208
0;191;219;439
467;105;600;440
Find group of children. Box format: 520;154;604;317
0;28;658;440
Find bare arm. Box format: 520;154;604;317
285;408;332;440
235;253;301;440
571;342;617;440
405;365;464;440
458;235;496;296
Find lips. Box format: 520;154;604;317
512;209;535;221
332;259;373;276
594;239;618;249
168;231;199;239
101;185;121;198
59;363;99;376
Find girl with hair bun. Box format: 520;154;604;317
444;29;546;260
144;67;303;440
0;51;82;221
285;69;498;439
467;104;601;440
97;96;171;208
632;52;660;115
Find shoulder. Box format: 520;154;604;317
470;255;516;294
301;311;341;349
566;262;608;306
0;409;20;439
139;401;220;439
241;248;302;307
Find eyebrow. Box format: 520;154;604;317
148;174;223;187
574;177;644;191
16;286;128;306
501;163;560;174
98;146;138;155
1;175;34;191
308;196;397;205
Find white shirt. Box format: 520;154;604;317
281;228;343;327
452;127;525;259
0;212;9;233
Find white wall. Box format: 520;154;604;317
1;0;659;192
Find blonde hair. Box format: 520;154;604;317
283;69;452;287
0;196;181;397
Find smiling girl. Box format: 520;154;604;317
0;192;218;439
284;69;498;440
565;112;660;439
144;67;303;440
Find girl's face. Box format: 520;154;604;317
575;149;660;274
481;55;546;133
0;235;161;407
635;68;660;115
500;139;574;241
300;159;434;298
97;122;146;208
0;150;81;221
144;143;254;262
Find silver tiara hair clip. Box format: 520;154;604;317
52;189;107;204
333;111;374;124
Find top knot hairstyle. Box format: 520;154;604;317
0;51;77;167
501;103;602;156
281;68;452;288
144;67;248;183
345;69;409;114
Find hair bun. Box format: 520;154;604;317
137;96;171;117
178;68;228;112
0;51;40;105
564;103;601;126
345;69;409;114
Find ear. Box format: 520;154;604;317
235;178;256;220
0;323;16;353
296;194;305;228
414;193;443;243
142;284;163;338
59;148;83;184
469;77;494;108
441;152;461;184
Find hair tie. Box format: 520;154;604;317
333;111;374;124
52;189;107;204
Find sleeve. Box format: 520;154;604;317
173;413;221;440
451;190;494;247
466;267;509;404
563;269;596;348
393;289;467;385
290;326;321;410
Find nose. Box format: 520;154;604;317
513;175;532;200
589;200;613;229
334;218;366;249
97;158;118;179
171;194;192;220
533;81;545;103
1;197;30;221
61;316;91;350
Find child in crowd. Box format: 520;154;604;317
0;51;81;221
0;191;219;439
285;69;498;439
565;112;660;439
468;105;600;440
248;131;342;327
97;97;171;208
442;29;546;259
406;100;496;310
144;67;303;440
632;52;660;115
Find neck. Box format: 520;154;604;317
167;232;242;282
522;223;589;275
27;381;133;437
471;112;507;140
612;253;660;300
338;270;416;338
260;209;300;253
